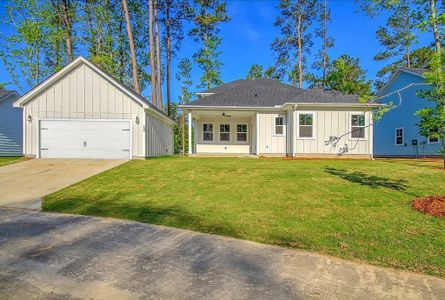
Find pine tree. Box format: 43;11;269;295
246;64;263;79
189;0;230;90
272;0;318;88
122;0;141;93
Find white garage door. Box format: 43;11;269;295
39;120;131;159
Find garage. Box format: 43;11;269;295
13;56;175;159
40;120;131;159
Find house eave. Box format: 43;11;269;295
377;69;425;96
180;102;381;112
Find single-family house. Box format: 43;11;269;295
373;68;442;157
0;89;22;156
180;79;379;158
13;56;175;159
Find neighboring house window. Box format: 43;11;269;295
237;124;247;142
351;114;365;139
275;116;284;135
298;113;313;138
395;128;404;145
203;123;213;141
428;128;439;143
220;124;230;141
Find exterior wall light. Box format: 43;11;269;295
27;115;33;122
135;116;140;125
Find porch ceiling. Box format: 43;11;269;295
191;110;256;119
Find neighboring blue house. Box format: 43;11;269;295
0;90;22;156
374;68;442;157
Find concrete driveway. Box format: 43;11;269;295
0;209;444;300
0;159;126;209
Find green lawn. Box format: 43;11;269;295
0;156;27;167
43;157;445;277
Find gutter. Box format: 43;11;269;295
180;102;382;111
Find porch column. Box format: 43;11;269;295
292;108;297;157
256;112;260;155
188;111;192;155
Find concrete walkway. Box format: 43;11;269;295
0;159;126;209
0;209;444;299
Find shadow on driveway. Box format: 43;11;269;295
0;208;444;299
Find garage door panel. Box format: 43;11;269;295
40;120;131;159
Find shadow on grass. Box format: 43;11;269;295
43;192;238;238
325;167;411;192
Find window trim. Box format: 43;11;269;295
297;112;316;140
395;127;404;146
349;112;367;141
219;123;231;142
202;122;214;142
236;123;248;142
274;115;285;136
428;128;439;144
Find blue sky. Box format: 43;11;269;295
0;0;432;104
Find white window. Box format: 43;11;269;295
237;124;247;142
298;113;313;138
202;123;213;141
428;128;439;143
275;116;284;135
351;114;365;139
395;128;404;145
220;124;230;141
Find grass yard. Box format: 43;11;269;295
43;157;445;277
0;156;27;167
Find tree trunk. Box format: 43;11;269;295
406;47;411;68
166;0;171;116
51;0;74;62
154;0;163;110
297;14;303;89
122;0;140;94
148;0;157;106
322;0;327;86
430;0;441;55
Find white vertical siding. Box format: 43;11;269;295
0;94;22;156
22;63;146;157
295;109;372;155
146;112;174;156
257;113;287;154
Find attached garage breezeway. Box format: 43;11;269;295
14;56;175;159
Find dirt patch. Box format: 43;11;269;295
412;196;445;218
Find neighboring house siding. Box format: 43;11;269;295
195;117;254;154
22;63;146;157
296;109;372;155
374;72;441;157
257;113;287;154
146;112;174;156
0;94;22;156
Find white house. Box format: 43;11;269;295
0;90;22;156
13;56;175;159
180;79;379;158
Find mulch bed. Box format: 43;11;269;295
412;196;445;218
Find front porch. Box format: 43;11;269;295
186;109;257;155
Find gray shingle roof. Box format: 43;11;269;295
185;78;360;107
0;90;15;99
